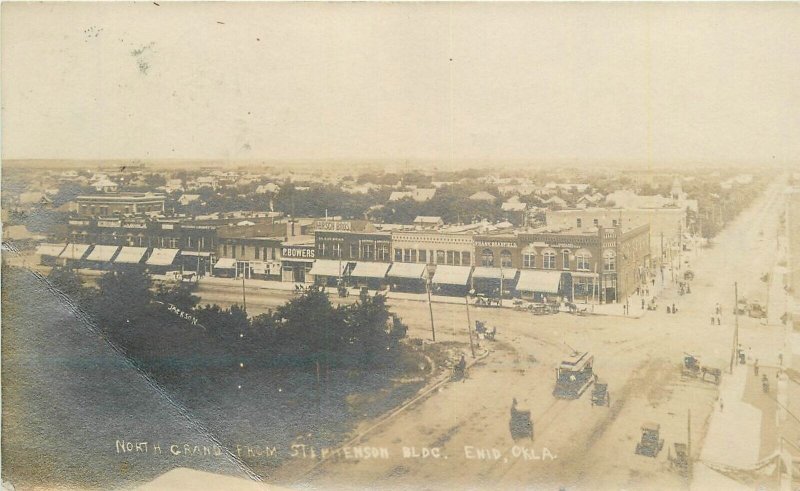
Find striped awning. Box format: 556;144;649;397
431;265;472;286
59;243;91;260
86;245;120;262
471;267;518;280
114;247;148;264
387;262;427;279
146;248;180;266
214;257;237;269
309;259;347;277
36;243;66;257
350;262;390;279
516;270;561;293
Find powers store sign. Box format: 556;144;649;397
281;245;315;259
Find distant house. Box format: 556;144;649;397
501;200;527;212
255;183;280;194
92;179;118;192
413;216;444;228
19;191;46;205
178;194;201;206
543;196;567;208
469;191;497;203
389;188;436;202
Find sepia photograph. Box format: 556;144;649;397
2;2;799;490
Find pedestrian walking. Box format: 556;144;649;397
717;316;721;325
642;298;645;310
711;315;716;325
716;303;721;315
719;398;724;412
672;303;676;314
754;359;759;376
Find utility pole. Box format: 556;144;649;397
465;296;476;358
687;409;693;478
427;279;436;342
242;273;247;313
731;281;739;374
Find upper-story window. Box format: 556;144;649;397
461;251;471;266
577;218;582;228
523;253;536;269
319;242;327;257
418;250;427;263
500;250;513;268
395;249;403;262
481;249;495;267
576;249;591;271
562;250;570;270
332;243;341;258
543;251;556;269
603;250;616;272
436;250;446;264
361;242;373;260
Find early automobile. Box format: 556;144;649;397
635;422;664;458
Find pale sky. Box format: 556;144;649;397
2;2;799;166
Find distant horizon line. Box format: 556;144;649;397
3;157;792;171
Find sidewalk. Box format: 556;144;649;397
698;365;762;468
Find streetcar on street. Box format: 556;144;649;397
553;350;595;399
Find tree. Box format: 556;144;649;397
94;267;152;329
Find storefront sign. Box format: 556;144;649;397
475;240;517;248
314;220;352;231
282;246;316;259
97;220;122;228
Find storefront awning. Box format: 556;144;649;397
146;248;180;266
180;251;213;257
86;245;120;262
350;262;390;279
471;267;519;280
387;262;427;279
114;247;148;264
214;257;237;269
36;243;66;257
432;265;472;286
59;243;91;260
516;270;562;293
308;259;347;277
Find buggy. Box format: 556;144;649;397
591;378;610;407
635;422;664;458
509;399;533;441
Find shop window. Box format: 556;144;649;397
481;249;494;267
500;250;512;268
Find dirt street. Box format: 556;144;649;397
257;177;788;490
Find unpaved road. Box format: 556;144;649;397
263;177;789;490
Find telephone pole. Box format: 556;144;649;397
426;279;436;342
242;272;247;313
465;297;476;358
731;281;739;374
